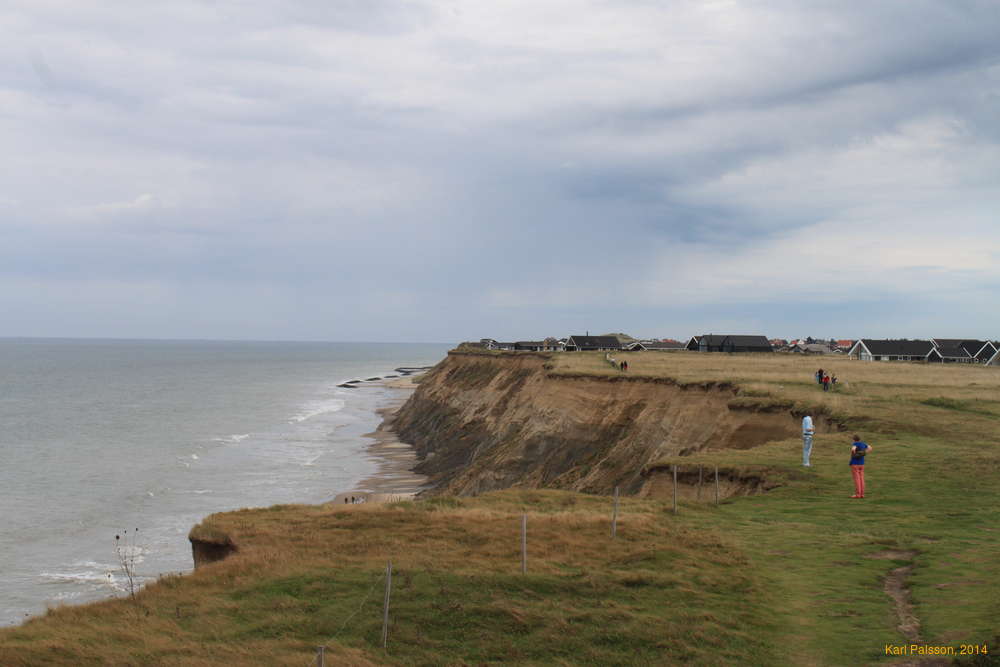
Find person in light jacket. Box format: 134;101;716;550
802;414;815;466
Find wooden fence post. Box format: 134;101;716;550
381;561;392;649
611;486;619;538
316;646;325;667
672;465;678;514
521;514;528;574
697;465;703;501
715;466;720;505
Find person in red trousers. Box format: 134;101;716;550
849;435;871;498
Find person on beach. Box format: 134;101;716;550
802;414;815;466
849;435;871;498
822;374;831;392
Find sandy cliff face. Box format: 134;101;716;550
394;352;832;496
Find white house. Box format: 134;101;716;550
848;339;935;361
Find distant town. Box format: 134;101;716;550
460;334;1000;366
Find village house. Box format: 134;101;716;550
541;337;564;351
791;343;837;355
848;339;935;362
690;334;773;353
564;335;622;351
931;339;996;362
926;345;974;363
641;339;687;351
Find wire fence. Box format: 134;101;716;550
305;468;730;664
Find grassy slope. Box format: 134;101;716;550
1;352;998;665
567;351;1000;665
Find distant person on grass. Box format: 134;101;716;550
816;368;824;385
802;414;815;466
822;374;831;391
849;435;871;498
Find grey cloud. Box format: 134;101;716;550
1;1;999;340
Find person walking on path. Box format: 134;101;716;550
822;374;831;392
802;414;815;466
849;435;871;498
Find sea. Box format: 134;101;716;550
0;338;449;627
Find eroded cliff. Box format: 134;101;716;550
394;351;836;496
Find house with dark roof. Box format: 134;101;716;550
792;343;836;355
695;334;772;353
685;336;701;351
931;339;995;362
514;341;545;351
541;337;564;351
848;339;934;361
642;340;687;351
988;347;1000;366
623;341;647;351
976;341;998;362
926;345;973;363
564;335;622;351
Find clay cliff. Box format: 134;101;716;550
393;351;835;496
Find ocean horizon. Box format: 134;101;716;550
0;338;449;626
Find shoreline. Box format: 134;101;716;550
331;373;428;505
1;359;439;629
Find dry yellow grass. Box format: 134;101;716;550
555;350;1000;442
0;491;767;666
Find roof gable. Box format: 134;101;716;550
930;345;971;359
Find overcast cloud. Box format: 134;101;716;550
2;1;999;342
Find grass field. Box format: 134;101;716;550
1;351;998;665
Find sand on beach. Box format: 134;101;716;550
332;373;427;506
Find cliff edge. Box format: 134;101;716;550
394;351;834;496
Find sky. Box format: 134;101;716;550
2;1;999;343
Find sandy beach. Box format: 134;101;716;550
331;374;428;506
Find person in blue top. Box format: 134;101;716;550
849;435;871;498
802;414;815;466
